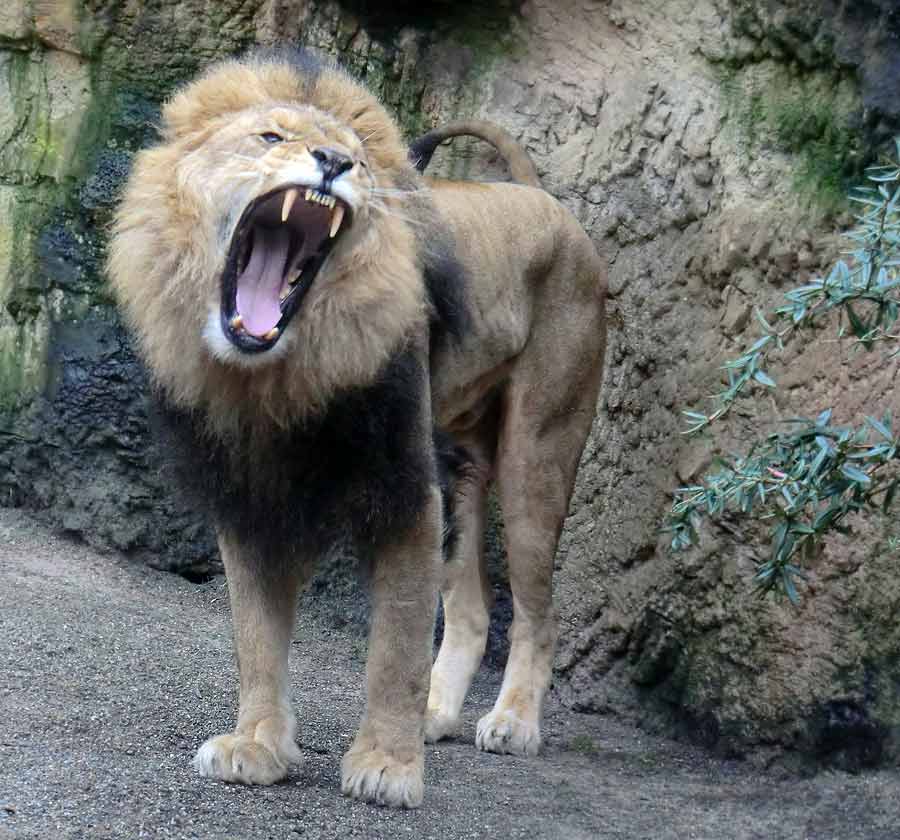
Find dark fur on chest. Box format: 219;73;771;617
154;187;472;560
155;350;438;556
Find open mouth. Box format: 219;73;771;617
220;185;350;352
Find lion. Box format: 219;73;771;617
108;48;606;809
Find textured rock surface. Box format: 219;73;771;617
1;0;899;766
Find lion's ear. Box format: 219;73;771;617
161;60;305;141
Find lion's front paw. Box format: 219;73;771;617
194;719;302;785
476;709;541;756
340;746;424;808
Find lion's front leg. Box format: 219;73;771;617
341;487;442;809
194;531;305;785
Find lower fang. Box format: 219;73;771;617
263;327;280;341
231;315;243;330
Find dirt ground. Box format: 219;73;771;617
1;507;898;840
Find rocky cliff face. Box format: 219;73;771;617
2;0;898;767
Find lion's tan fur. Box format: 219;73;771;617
109;56;425;434
109;52;606;808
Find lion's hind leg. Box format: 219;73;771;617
477;262;605;756
425;435;493;743
194;532;305;785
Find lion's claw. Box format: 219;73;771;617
476;710;541;756
194;719;301;785
341;747;424;808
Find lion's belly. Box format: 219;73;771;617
430;276;533;431
425;181;586;433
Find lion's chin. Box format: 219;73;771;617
203;305;291;368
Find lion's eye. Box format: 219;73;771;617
260;132;284;144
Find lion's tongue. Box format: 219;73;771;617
235;226;291;337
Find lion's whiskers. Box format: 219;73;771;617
370;187;431;198
368;200;426;227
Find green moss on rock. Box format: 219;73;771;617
719;64;862;213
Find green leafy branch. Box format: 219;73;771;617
667;141;900;601
666;410;900;602
682;144;900;435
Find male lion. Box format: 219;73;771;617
108;48;606;808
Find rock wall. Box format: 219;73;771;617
2;0;898;767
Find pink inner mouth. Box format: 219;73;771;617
228;187;343;345
235;226;291;337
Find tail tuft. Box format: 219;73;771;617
433;428;472;559
409;119;541;188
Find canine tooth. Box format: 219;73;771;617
305;189;312;201
231;315;243;330
281;188;298;222
330;203;345;238
263;327;280;341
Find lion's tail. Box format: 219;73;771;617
409;119;541;188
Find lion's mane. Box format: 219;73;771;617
108;51;428;436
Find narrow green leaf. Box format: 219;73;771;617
866;415;893;442
884;479;899;513
840;464;872;485
754;308;774;334
748;336;772;353
783;569;800;605
845;302;869;338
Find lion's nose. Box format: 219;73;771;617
312;147;354;182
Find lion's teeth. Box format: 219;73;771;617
330;203;344;238
305;189;312;201
230;315;243;331
263;327;280;341
281;188;298;222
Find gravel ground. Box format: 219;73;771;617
1;507;898;840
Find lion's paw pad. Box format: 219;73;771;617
341;748;424;808
194;733;299;785
476;710;541;756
